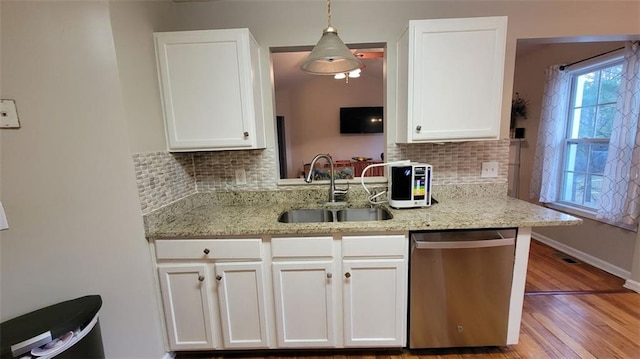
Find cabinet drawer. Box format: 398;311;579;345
155;239;262;260
342;235;406;257
271;236;333;258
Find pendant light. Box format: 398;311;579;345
300;0;361;75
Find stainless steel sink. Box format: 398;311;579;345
278;209;333;223
278;207;392;223
336;207;393;222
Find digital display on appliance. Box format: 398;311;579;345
414;167;426;200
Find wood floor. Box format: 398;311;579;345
177;240;640;359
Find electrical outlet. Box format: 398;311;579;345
235;169;247;185
481;161;499;178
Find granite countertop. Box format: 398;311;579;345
144;189;582;239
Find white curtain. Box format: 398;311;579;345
598;42;640;226
530;65;572;202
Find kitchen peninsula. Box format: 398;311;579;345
144;185;580;352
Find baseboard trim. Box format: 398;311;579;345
624;279;640;293
531;231;631;280
162;352;176;359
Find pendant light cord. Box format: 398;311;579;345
326;0;332;28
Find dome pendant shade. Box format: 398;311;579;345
300;27;362;75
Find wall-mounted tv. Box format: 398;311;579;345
340;106;383;134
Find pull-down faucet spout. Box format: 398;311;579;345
305;154;347;203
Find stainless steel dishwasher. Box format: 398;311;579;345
409;229;516;348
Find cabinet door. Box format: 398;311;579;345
401;17;507;142
157;264;215;350
155;29;262;151
342;259;406;347
272;261;336;348
215;261;270;348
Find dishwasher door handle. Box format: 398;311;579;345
412;237;515;249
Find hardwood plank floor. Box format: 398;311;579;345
525;240;629;293
177;240;640;359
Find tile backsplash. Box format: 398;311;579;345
387;140;510;185
133;140;509;214
132;151;196;214
193;148;278;192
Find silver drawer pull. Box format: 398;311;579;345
203;248;210;255
327;273;333;279
345;272;351;278
216;275;222;281
198;275;205;282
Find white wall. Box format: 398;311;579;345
108;0;179;154
284;71;384;178
0;2;165;358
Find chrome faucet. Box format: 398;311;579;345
304;154;348;203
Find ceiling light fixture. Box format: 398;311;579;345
300;0;361;75
334;68;361;83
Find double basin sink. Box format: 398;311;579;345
278;207;393;223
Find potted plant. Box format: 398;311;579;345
511;92;529;138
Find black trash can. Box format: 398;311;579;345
0;295;104;359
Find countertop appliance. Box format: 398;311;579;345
389;163;432;208
409;229;516;348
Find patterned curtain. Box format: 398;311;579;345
530;65;572;202
598;42;640;226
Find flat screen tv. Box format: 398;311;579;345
340;106;383;134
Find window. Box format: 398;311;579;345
559;60;623;211
533;44;640;228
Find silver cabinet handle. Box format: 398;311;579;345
198;275;205;282
327;273;333;279
203;248;210;255
243;131;249;137
216;275;222;281
345;272;351;278
413;237;515;250
416;125;422;132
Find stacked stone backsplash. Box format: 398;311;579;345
387;140;510;184
134;149;278;214
133;140;508;214
133;151;196;214
193;148;278;192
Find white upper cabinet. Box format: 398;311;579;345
396;17;507;143
154;29;266;151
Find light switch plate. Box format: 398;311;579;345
481;161;499;178
0;99;21;128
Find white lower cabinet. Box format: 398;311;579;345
270;234;408;349
154;238;268;351
154;234;408;352
157;264;215;350
342;259;406;347
215;262;270;348
272;261;336;347
270;236;337;348
342;234;408;347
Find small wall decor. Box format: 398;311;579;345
0;99;21;129
510;92;529;129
